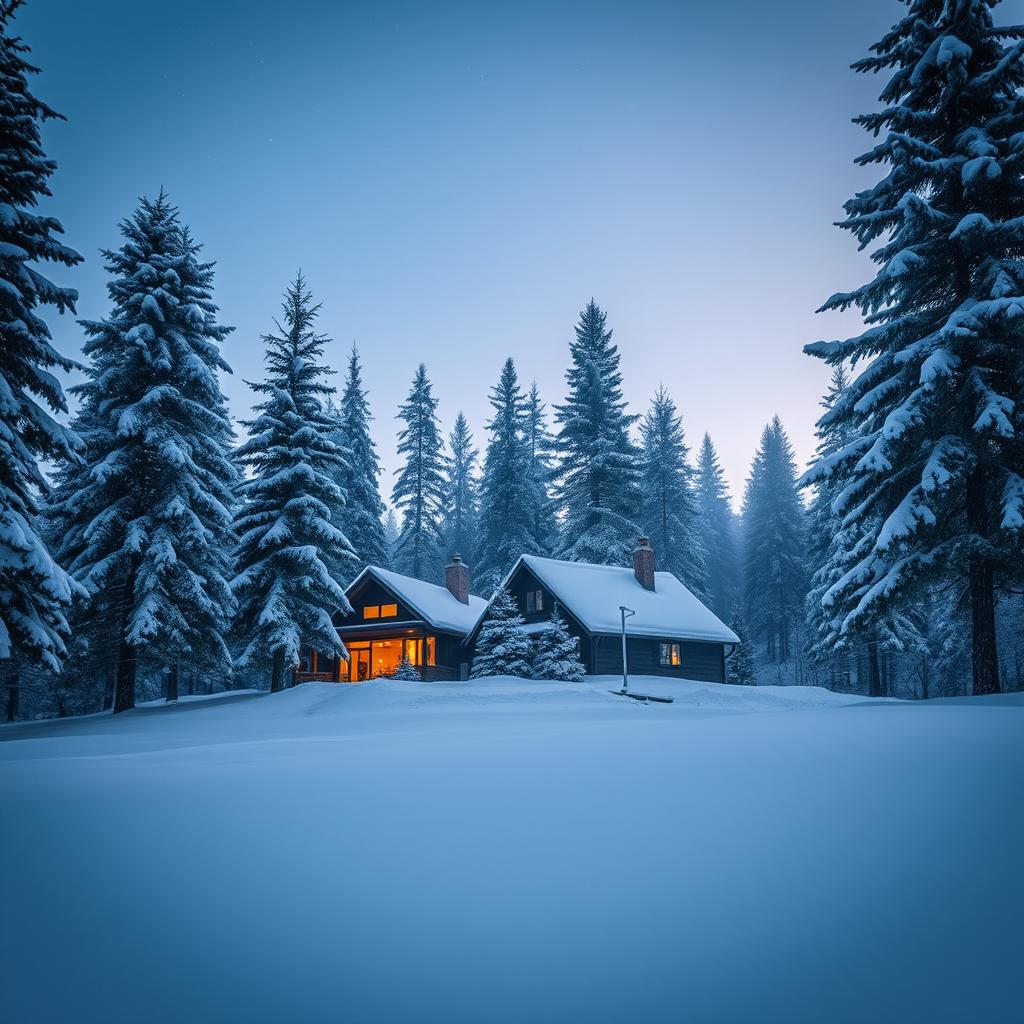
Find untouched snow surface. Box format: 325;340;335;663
1;677;1020;1024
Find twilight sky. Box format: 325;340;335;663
22;0;1011;507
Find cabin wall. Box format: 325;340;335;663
591;636;726;683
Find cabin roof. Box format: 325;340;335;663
506;554;739;644
347;565;488;635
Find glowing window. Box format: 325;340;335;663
659;643;682;667
363;605;380;619
380;603;398;618
426;636;436;666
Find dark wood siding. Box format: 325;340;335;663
333;576;418;627
592;635;726;683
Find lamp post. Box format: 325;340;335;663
619;605;635;693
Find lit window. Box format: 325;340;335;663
660;643;682;667
426;636;436;666
363;605;380;619
380;603;398;618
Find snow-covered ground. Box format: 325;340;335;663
1;677;1020;1024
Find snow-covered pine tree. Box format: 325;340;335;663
470;587;533;679
531;607;585;681
524;382;559;554
805;365;855;676
392;364;446;582
741;417;807;664
726;613;755;686
233;273;355;693
383;507;400;564
388;653;420;680
329;346;388;578
554;300;642;565
440;412;479;571
475;358;544;596
803;0;1024;696
0;0;83;680
58;195;237;712
638;386;709;598
695;433;740;622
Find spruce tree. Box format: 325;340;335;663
804;0;1024;695
531;607;585;681
440;412;479;570
58;195;237;712
638;386;708;597
383;508;400;565
233;273;355;693
695;434;740;621
727;613;755;686
0;0;83;678
388;653;420;680
392;364;446;582
554;300;642;565
330;346;388;578
524;382;559;554
470;587;533;679
475;358;543;596
741;417;807;663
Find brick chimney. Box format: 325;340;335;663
633;537;655;591
444;554;470;604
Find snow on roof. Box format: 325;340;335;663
356;565;488;634
517;555;739;644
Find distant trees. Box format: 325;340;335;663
0;0;82;684
803;0;1024;696
232;274;354;693
695;434;740;622
638;386;708;599
52;195;238;712
475;358;545;596
392;364;446;582
440;412;479;573
727;613;754;686
329;346;388;579
741;417;807;664
554;300;641;565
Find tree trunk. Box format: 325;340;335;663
5;677;18;722
112;567;138;714
270;650;286;693
966;465;1000;695
867;640;883;698
166;661;179;703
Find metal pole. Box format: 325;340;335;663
619;606;635;692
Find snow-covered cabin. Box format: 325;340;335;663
467;540;739;681
296;559;487;682
298;539;738;683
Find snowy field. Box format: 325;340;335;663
1;678;1021;1024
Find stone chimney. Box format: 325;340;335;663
444;554;470;604
633;537;656;591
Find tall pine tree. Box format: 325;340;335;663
741;417;807;664
554;300;641;565
524;382;559;554
233;274;355;692
440;412;479;572
58;195;237;712
475;358;544;596
638;386;708;597
803;0;1024;695
0;0;82;680
392;363;446;582
695;433;740;622
329;346;388;578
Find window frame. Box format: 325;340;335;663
659;642;682;667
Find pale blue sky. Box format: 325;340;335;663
23;0;1017;505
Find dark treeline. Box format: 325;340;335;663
2;0;1023;719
